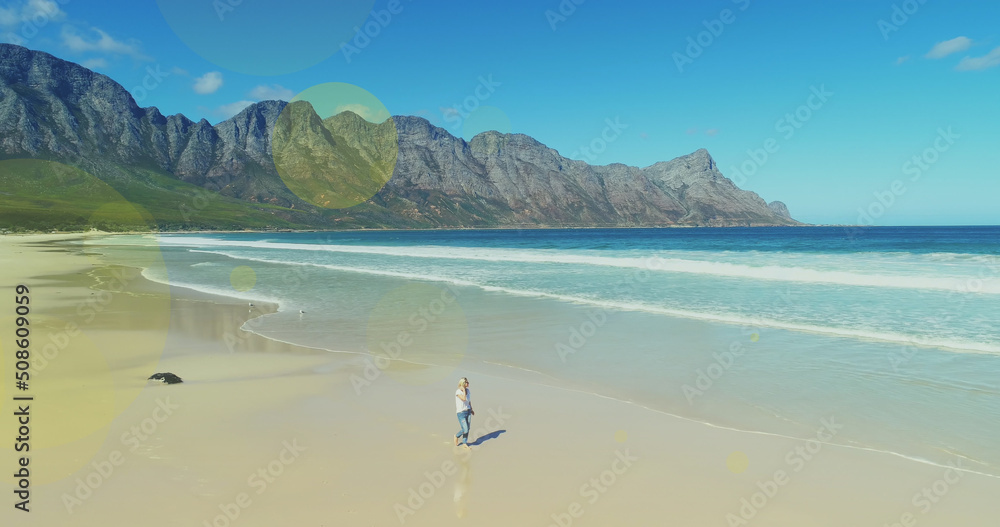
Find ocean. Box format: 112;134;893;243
111;226;1000;478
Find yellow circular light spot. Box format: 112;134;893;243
0;159;152;235
272;82;399;209
0;339;6;404
1;160;173;487
0;160;170;423
615;430;628;443
1;318;114;486
230;266;257;292
462;105;512;140
727;451;749;474
366;284;468;386
750;333;760;342
88;201;156;235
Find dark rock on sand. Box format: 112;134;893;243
149;372;183;384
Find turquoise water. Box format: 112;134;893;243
139;227;999;476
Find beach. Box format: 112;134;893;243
1;232;998;527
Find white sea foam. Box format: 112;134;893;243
140;267;285;308
158;237;1000;294
188;249;1000;355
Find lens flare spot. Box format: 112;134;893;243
727;451;749;474
230;266;257;292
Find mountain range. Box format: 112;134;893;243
0;44;798;231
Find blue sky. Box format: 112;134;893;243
1;0;997;225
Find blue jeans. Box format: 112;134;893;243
456;410;471;445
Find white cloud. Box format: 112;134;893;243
193;71;223;94
214;86;389;123
248;84;294;101
925;36;972;59
214;100;255;119
0;0;67;44
81;57;108;69
956;46;1000;71
61;25;151;61
335;103;387;122
0;0;66;28
211;84;294;121
0;31;22;44
895;55;910;65
25;0;62;20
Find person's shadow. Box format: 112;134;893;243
469;429;506;446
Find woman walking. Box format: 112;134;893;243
455;377;474;448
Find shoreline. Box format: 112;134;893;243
102;234;1000;480
9;225;1000;237
153;234;1000;356
2;233;998;526
119;233;1000;480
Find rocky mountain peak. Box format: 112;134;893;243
0;45;800;229
768;201;792;219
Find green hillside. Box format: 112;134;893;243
0;159;309;232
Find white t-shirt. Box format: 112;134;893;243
455;388;471;413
